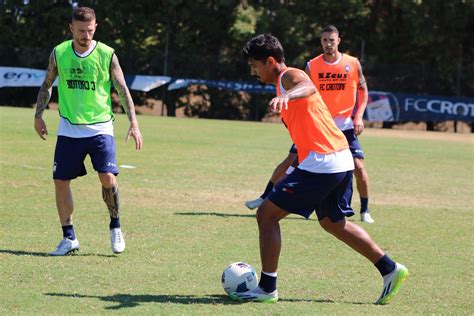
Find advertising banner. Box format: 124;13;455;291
126;75;171;92
366;91;474;122
0;67;171;92
3;67;473;122
168;78;275;94
0;67;57;87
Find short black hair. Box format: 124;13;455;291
72;7;96;22
321;24;339;36
242;33;285;63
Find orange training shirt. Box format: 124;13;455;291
307;54;361;119
277;68;348;163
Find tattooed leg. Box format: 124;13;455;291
102;184;120;218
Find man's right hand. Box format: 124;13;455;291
269;94;289;113
34;117;48;140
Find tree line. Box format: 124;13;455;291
1;0;473;126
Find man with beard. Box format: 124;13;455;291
34;7;143;255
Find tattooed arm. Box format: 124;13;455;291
34;50;57;140
110;53;143;150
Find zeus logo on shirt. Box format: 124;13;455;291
318;72;348;79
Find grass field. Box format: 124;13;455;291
1;106;473;315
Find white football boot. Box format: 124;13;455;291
50;238;80;256
361;212;375;223
110;228;125;253
245;197;264;210
376;263;409;304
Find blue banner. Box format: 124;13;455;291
125;75;171;92
3;67;473;122
168;78;275;94
0;67;171;92
0;67;57;87
169;78;474;122
366;91;474;122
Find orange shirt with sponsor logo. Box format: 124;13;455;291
307;54;361;119
278;68;348;163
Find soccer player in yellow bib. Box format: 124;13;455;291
34;7;143;256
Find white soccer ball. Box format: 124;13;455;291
221;262;258;295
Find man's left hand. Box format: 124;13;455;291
353;116;365;136
126;124;143;150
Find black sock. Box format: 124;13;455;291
260;181;274;199
360;197;369;213
374;254;396;276
258;272;277;293
62;225;75;240
109;217;121;230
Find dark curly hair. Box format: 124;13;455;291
242;33;285;63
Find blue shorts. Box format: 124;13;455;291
53;135;119;180
289;143;297;154
268;168;354;222
342;129;364;159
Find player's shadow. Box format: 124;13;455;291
175;211;255;218
45;292;238;309
0;249;116;258
45;292;345;309
175;212;315;221
0;249;50;257
280;297;335;303
280;298;370;305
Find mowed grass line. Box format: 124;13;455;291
0;106;473;315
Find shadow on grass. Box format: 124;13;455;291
45;293;239;309
45;292;342;309
280;297;335;303
0;249;116;258
280;298;370;305
175;211;316;221
175;211;255;218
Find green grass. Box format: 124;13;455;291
1;106;473;315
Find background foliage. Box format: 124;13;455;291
0;0;473;120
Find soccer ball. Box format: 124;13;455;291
221;262;258;295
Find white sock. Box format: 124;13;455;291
262;271;277;277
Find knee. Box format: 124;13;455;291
319;218;343;235
54;179;70;189
99;173;116;188
354;161;367;179
256;207;269;226
319;219;333;233
256;203;279;226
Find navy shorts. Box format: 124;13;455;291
53;135;119;180
268;168;354;222
342;129;364;159
289;143;297;154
